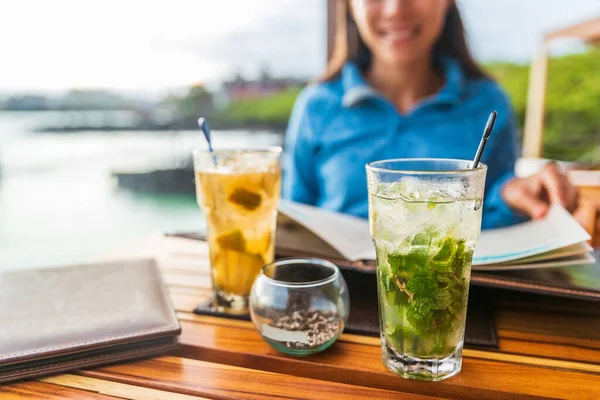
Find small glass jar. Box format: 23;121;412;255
249;258;350;356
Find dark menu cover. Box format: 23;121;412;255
470;252;600;302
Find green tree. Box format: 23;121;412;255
486;47;600;162
213;86;303;126
163;85;214;118
231;86;302;123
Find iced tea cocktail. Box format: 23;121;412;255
193;148;282;314
366;159;487;381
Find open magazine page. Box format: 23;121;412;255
278;200;375;261
472;252;596;271
472;205;591;265
494;242;593;265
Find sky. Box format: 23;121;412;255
0;0;598;91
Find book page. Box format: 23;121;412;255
472;252;596;271
495;242;593;265
278;201;591;267
277;200;375;261
473;205;591;265
275;213;346;259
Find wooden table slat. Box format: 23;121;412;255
498;328;600;350
0;381;119;399
495;309;600;341
40;374;207;400
497;337;600;365
79;356;441;400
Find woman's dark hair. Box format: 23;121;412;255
321;0;488;82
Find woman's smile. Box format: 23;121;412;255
377;23;421;46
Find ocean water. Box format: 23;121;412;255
0;118;283;270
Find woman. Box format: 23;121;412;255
283;0;579;229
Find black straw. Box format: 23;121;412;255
472;111;497;169
198;117;217;166
198;117;214;153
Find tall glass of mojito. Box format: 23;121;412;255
193;147;282;314
366;158;487;381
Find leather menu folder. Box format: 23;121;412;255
469;255;600;302
0;259;181;384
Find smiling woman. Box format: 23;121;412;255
283;0;580;230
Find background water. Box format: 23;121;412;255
0;114;283;270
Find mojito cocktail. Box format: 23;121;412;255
194;148;281;314
366;159;487;381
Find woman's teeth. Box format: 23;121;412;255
381;25;418;41
386;30;413;40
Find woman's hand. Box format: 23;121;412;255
502;163;579;219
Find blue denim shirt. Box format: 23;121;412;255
283;59;526;229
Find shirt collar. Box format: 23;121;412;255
340;57;465;108
434;57;465;105
340;63;378;107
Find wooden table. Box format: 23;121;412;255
2;235;600;399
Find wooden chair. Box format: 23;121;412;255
522;17;600;246
575;184;600;246
522;17;600;157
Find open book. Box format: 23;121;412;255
277;200;594;271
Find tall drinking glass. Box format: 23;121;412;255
366;159;487;381
193;147;282;314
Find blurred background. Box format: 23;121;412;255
1;0;599;269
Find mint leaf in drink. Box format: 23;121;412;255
409;298;434;320
388;287;408;309
387;326;404;350
432;289;452;310
387;252;404;275
448;283;467;316
406;269;437;301
379;266;408;305
433;237;458;266
388;246;431;279
451;241;473;276
407;308;435;337
406;269;437;318
404;246;432;268
411;232;431;246
379;267;393;293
